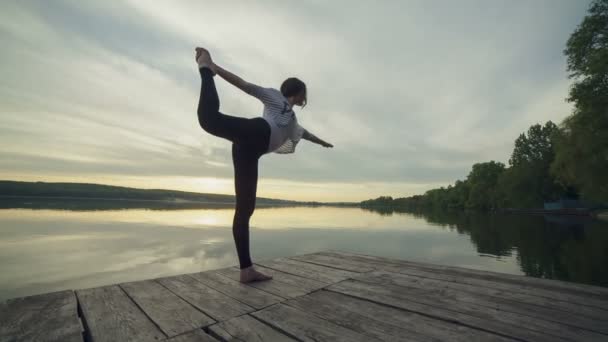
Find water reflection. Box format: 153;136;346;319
0;206;428;231
0;202;607;302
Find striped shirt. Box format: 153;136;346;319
243;82;306;154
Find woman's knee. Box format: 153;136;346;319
198;115;211;132
198;107;216;130
234;206;254;222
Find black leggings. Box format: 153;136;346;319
197;67;270;269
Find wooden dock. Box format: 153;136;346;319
2;250;608;341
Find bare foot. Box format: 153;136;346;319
194;47;216;75
240;266;273;283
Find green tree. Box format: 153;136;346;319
551;0;608;202
465;161;506;210
509;122;559;167
446;180;470;209
500;121;565;208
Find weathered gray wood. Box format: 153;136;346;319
119;279;216;338
53;329;83;342
323;250;608;300
337;251;608;311
188;271;283;310
76;285;166;342
251;303;382;342
207;324;245;342
215;267;310;299
355;271;608;341
5;250;608;341
380;265;608;316
283;293;434;342
367;257;608;311
156;274;254;322
250;264;328;292
302;251;608;321
208;314;298;342
284;290;514;342
0;290;82;342
255;257;359;284
165;328;219;342
326;279;570;342
289;253;376;273
358;270;608;332
313;250;608;313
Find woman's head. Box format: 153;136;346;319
280;77;307;108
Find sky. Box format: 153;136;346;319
0;0;593;202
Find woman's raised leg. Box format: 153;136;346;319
197;67;254;144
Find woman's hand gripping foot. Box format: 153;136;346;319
195;47;217;75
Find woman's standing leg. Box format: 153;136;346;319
231;144;256;269
232;144;273;282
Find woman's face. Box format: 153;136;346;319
294;90;306;107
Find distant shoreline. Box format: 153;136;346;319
0;194;232;204
0;194;358;208
0;194;317;207
0;194;361;211
0;180;360;207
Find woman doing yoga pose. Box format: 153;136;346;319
195;47;333;283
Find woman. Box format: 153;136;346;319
195;47;333;283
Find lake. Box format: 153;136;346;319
1;201;607;302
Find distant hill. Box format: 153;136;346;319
0;180;359;207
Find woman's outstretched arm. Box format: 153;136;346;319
213;63;269;100
213;63;249;91
302;129;333;148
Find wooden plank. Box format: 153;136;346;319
321;250;608;311
0;289;82;342
322;250;608;300
255;257;358;284
282;293;435;342
288;253;376;273
359;269;608;332
386;260;608;312
215;267;310;299
157;274;254;322
208;314;298;342
380;265;608;316
188;271;283;310
120;279;216;338
302;252;608;321
165;328;220;342
284;290;514;342
207;324;245;342
54;329;83;342
326;279;570;342
251;303;382;342
355;271;608;341
251;264;328;292
76;285;166;342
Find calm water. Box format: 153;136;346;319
1;202;607;301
